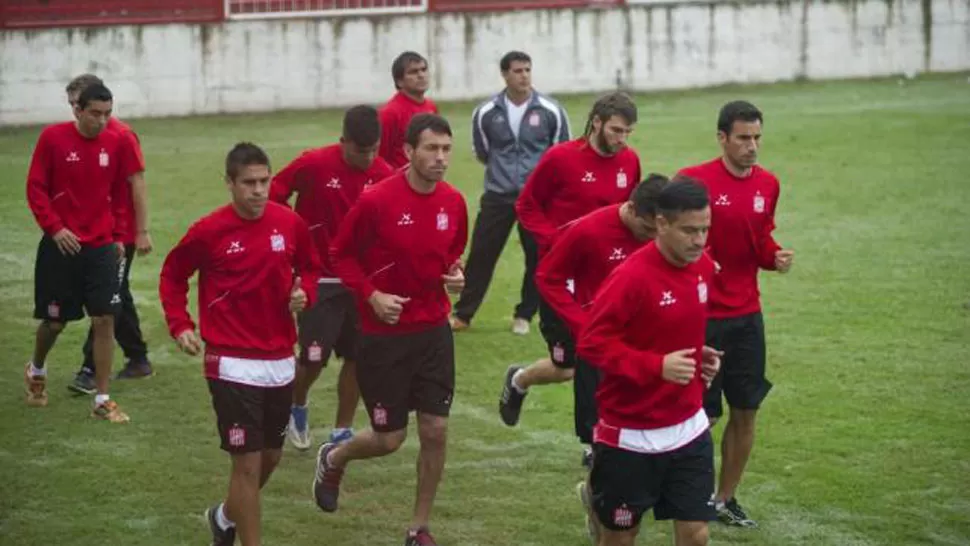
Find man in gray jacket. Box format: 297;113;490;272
450;51;571;335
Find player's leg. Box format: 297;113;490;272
450;190;516;330
715;313;771;527
588;443;653;546
83;243;127;422
226;451;263;546
513;220;540;332
288;284;337;450
653;429;717;546
260;381;292;488
703;318;729;428
330;290;362;443
113;244;152;378
573;358;601;468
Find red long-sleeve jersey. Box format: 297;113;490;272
331;173;468;334
159;202;322;368
535;204;646;338
26;121;140;246
378;92;439;169
269;144;394;277
677;158;782;318
105;118;146;245
516;138;641;253
577;242;716;444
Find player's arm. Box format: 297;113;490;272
269;152;307;207
331;195;379;301
471;104;490;164
535;225;587;337
112;131;144;249
377;107;398;165
555;103;571;143
448;194;470;269
158;223;206;345
515;152;561;250
293;217;323;309
576;270;664;387
25;130;67;238
757;184;785;271
122;130;152;255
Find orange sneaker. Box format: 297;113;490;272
24;363;48;407
91;399;130;423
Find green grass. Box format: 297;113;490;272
1;73;969;545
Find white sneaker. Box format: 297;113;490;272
511;318;530;336
287;409;312;451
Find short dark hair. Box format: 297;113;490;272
656;177;709;221
225;142;270;180
342;105;381;147
583;92;638;137
392;51;428;89
76;83;112;109
630;173;670;217
717;100;763;135
500;50;531;72
66;73;103;96
406;113;452;148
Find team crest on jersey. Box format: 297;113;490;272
753;192;765;213
698;277;708;304
270;233;285;252
99;149;109;167
372;404;388;426
616;170;628;188
436;210;449;231
529;112;541;127
613;505;634;528
228;425;246;447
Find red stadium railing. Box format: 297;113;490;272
226;0;425;19
428;0;622;12
1;0;225;29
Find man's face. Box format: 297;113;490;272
340;138;379;171
406;129;452;183
502;61;532;96
398;60;430;96
74;99;112;138
657;207;711;265
227;164;271;219
592;115;634;155
718;120;762;170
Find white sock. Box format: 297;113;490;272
333;427;352;435
216;503;234;529
512;369;528;394
28;361;46;377
94;394;110;406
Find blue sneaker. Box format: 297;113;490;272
328;428;354;444
287;405;311;451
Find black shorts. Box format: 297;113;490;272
356;323;455;433
297;283;360;364
538;298;576;369
590;431;716;530
703;312;772;418
207;379;293;453
33;236;121;322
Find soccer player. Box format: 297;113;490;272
24;83;139;422
499;174;669;449
449;50;570;335
576;179;723;546
378;51;439;169
62;74;155;395
506;92;641;464
312;113;468;546
159;143;322;546
676;100;793;528
269;104;395;450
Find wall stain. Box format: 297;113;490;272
463;14;475;92
664;6;675;68
623;7;634;88
797;0;810;80
707;3;716;70
921;0;933;70
646;7;654;76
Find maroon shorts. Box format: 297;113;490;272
207;379;293;453
297;283;360;364
356;323;455;432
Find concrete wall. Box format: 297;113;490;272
1;0;968;125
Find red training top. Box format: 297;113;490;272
378;91;439;169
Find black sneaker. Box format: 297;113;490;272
313;442;344;512
717;497;758;528
499;365;527;426
117;359;154;379
67;372;97;395
581;446;593;470
204;504;236;546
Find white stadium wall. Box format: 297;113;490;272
1;0;968;125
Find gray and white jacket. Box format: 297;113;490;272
471;90;571;195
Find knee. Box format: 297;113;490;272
231;453;263;481
375;430;407;454
417;415;448;450
42;320;66;334
678;523;709;546
90;315;114;331
729;409;758;431
261;449;283;470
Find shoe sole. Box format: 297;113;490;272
67;383;96;395
288;428;312;451
499;365;523;426
312;443;338;512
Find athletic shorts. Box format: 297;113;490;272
590;431;716;530
33;236;121;322
538;298;576;369
356;323;455;433
297;283;360;364
207;379;293;453
703;312;772;418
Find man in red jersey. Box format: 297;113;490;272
677;101;794;528
576;180;723;546
313;114;468;546
24;83;140;423
506;92;641;466
63;74;156;395
159;143;322;546
378;51;439;169
270;104;395;451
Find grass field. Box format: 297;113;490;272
1;73;969;546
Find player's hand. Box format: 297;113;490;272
135;231;153;256
289;277;308;313
775;249;794;273
368;290;410;325
176;329;202;356
442;263;465;294
700;345;723;387
114;242;125;262
52;228;81;256
662;348;697;385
